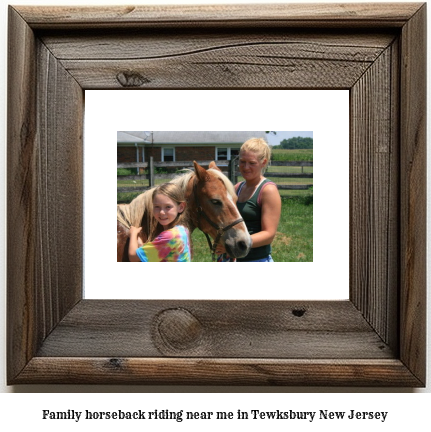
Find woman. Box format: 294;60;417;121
218;138;281;262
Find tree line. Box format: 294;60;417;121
272;136;313;150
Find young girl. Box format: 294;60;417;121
128;183;191;262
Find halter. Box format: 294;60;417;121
193;179;244;261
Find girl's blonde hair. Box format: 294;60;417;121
147;182;187;242
240;137;271;173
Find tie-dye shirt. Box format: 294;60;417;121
136;225;191;262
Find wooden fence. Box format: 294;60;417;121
262;160;313;192
117;157;313;195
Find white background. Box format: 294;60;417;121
84;90;349;300
0;0;430;428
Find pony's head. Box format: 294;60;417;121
191;161;251;259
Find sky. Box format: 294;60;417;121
266;131;313;146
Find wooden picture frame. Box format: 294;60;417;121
7;3;426;386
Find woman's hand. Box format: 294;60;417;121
215;244;226;254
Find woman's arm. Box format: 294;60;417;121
249;183;281;248
215;184;281;254
128;226;143;262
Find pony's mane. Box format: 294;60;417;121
117;167;235;230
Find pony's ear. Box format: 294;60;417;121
194;160;208;182
209;161;222;172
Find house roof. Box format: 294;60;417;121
118;131;267;144
117;131;152;143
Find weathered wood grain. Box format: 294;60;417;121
40;31;395;60
15;358;423;386
35;39;84;335
7;3;426;386
58;56;372;89
399;4;427;385
350;45;398;348
7;6;38;382
36;300;393;359
16;3;424;29
42;31;395;89
7;6;83;382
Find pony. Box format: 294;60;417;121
117;161;251;262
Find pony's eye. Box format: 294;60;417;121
211;199;222;206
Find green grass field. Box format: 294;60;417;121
191;197;312;262
272;148;313;161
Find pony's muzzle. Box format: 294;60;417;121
223;230;252;258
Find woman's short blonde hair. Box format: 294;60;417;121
240;137;271;172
